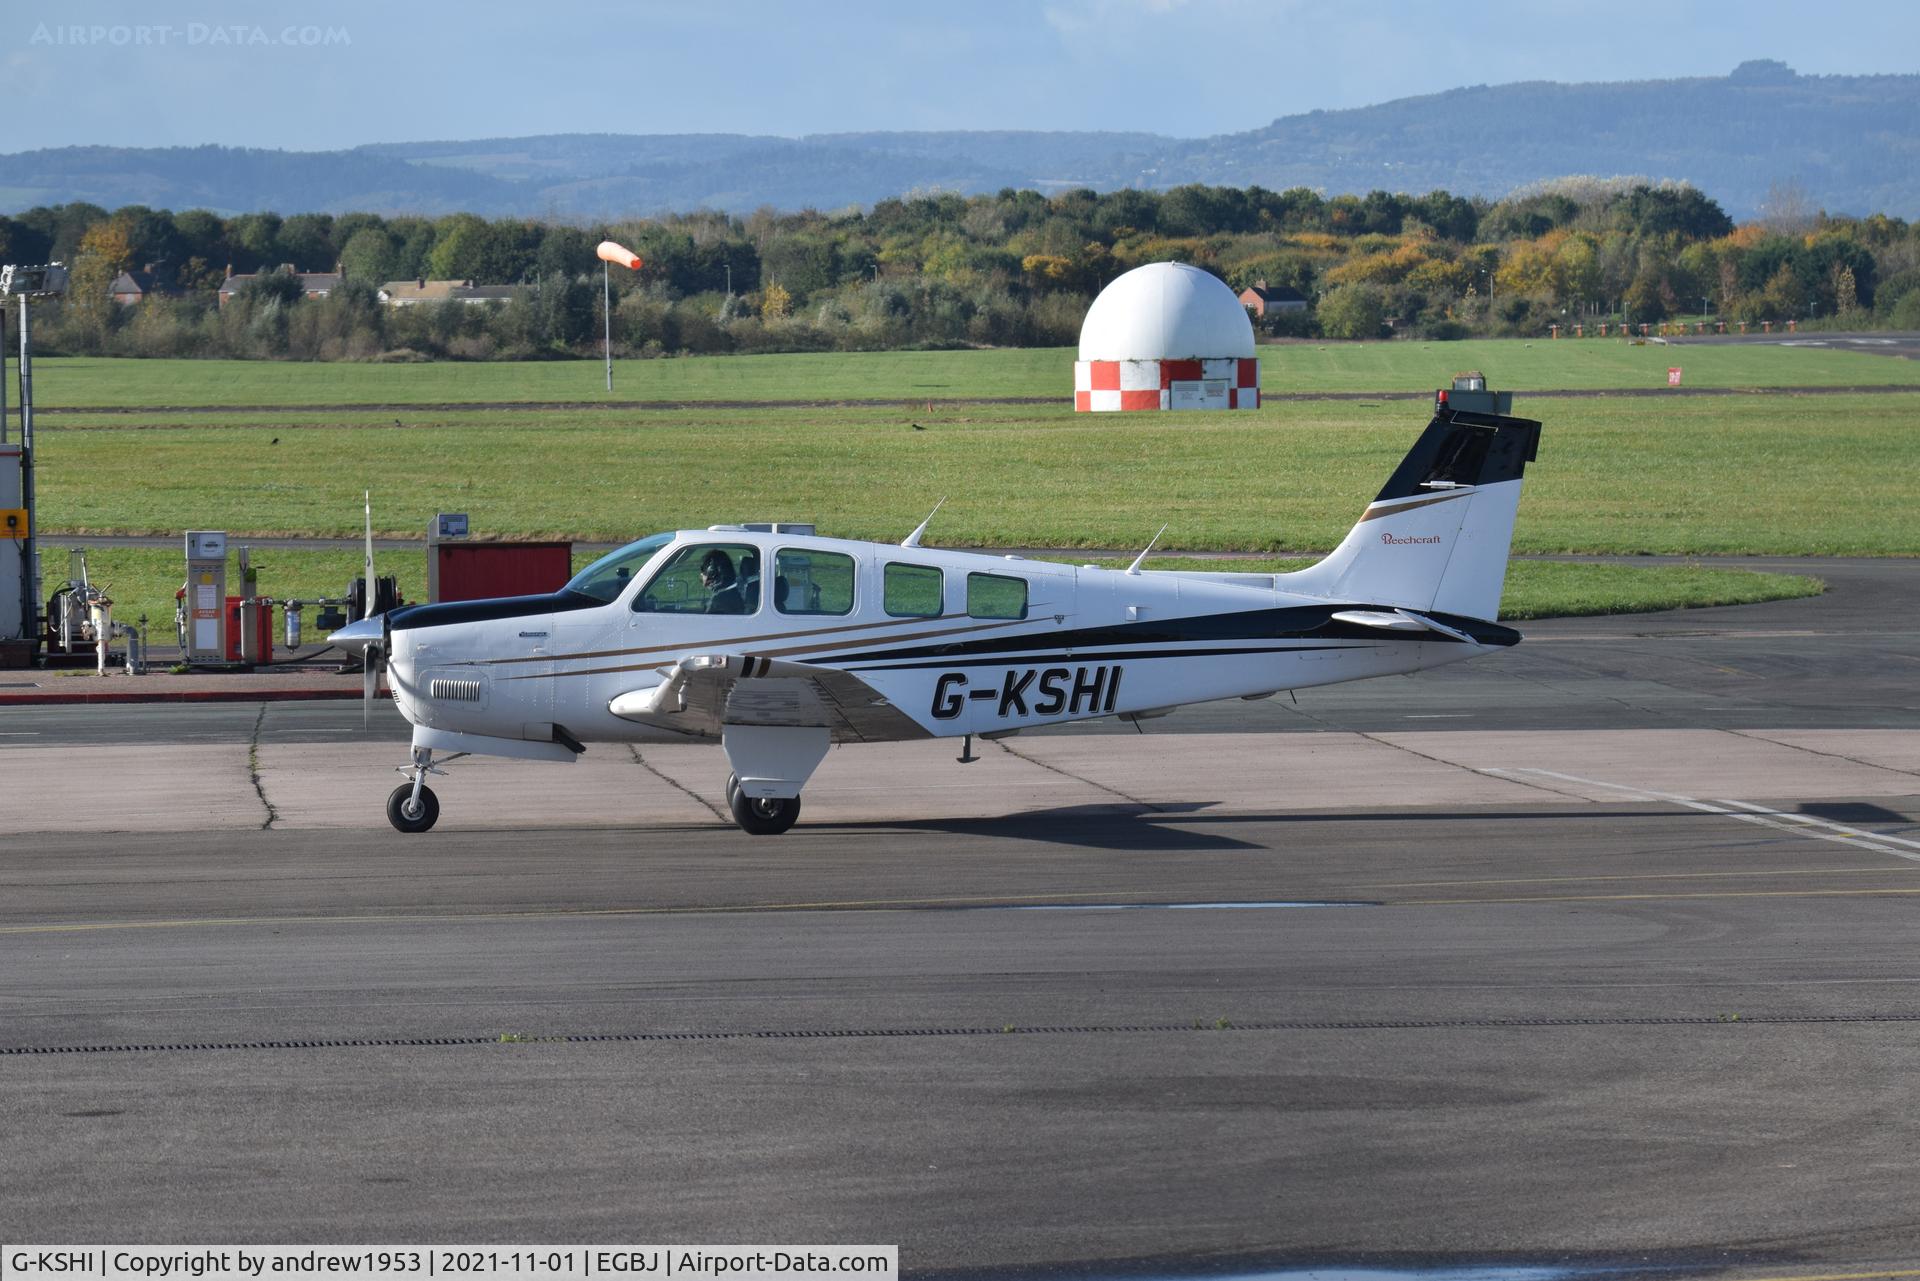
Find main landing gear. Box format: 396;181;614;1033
387;746;464;834
719;725;827;837
725;772;801;835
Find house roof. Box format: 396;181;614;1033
1240;283;1307;304
108;263;180;297
377;280;517;304
219;265;341;295
379;279;471;302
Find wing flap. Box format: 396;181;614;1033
608;653;929;742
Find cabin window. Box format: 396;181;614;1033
632;543;761;615
564;531;675;604
883;563;943;618
775;548;855;616
967;572;1028;620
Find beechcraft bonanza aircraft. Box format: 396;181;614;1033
332;392;1540;835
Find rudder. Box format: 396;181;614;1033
1280;406;1541;620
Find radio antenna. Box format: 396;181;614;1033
901;497;947;548
1125;524;1168;576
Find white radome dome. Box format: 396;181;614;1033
1077;262;1255;361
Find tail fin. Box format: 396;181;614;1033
1279;404;1541;621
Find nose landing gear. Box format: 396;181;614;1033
387;746;465;833
386;782;440;833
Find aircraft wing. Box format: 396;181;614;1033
607;653;931;743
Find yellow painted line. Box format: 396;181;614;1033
1363;867;1917;889
0;890;1183;936
1396;888;1920;906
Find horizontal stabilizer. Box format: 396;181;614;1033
1330;609;1427;631
1331;608;1478;644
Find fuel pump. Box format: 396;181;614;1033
182;530;228;663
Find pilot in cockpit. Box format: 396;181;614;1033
700;549;748;615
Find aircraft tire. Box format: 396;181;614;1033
725;773;740;809
728;787;800;836
386;783;440;834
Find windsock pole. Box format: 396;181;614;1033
594;240;643;395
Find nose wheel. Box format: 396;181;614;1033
725;772;801;835
386;782;440;833
387;746;461;833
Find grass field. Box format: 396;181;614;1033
28;395;1920;556
40;543;1825;641
14;338;1920;408
14;341;1902;629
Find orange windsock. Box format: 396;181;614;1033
596;240;643;270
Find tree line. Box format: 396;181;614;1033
4;177;1917;361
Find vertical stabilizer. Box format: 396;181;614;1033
1280;406;1541;621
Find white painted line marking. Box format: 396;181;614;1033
1482;766;1659;802
1481;767;1920;863
1715;799;1920;853
0;732;41;736
1512;767;1696;804
1405;714;1473;719
1704;808;1908;857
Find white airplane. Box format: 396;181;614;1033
333;395;1540;835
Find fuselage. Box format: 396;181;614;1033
379;528;1518;747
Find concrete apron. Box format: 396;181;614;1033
2;729;1916;833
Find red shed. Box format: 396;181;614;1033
430;540;574;602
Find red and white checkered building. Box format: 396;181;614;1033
1073;262;1259;413
1074;357;1260;411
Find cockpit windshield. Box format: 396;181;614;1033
561;532;676;604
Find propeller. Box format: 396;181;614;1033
363;638;381;727
360;608;392;728
362;489;382;727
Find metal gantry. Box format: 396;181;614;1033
1;262;70;660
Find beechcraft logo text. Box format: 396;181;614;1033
1381;532;1444;545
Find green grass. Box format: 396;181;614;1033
42;543;1824;643
15;337;1919;408
1492;561;1825;620
28;394;1920;556
1249;338;1920;393
13;343;1895;634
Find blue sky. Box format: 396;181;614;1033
7;0;1917;150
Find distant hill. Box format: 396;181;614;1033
3;62;1915;219
1155;62;1920;220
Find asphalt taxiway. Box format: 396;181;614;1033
3;558;1919;1278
